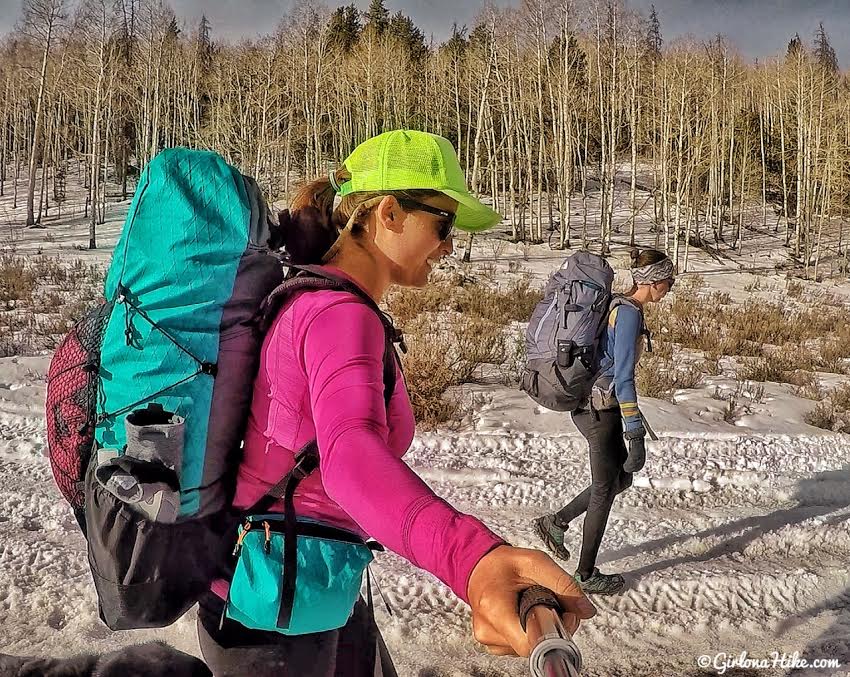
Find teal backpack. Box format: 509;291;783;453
45;148;402;631
80;148;285;629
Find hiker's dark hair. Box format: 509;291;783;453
279;168;443;264
629;248;668;268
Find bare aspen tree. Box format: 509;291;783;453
550;0;581;249
2;0;849;280
758;69;768;226
776;62;791;243
0;44;13;198
592;0;625;254
21;0;65;226
80;0;120;247
671;48;691;267
462;13;497;262
792;38;807;258
626;19;641;248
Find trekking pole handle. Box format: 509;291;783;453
520;586;583;677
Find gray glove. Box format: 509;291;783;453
623;432;646;474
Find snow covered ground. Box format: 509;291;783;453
1;173;849;676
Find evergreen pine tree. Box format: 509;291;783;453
327;4;361;53
388;11;427;63
443;23;467;57
364;0;389;37
787;32;803;59
814;22;838;74
646;4;662;60
548;34;588;90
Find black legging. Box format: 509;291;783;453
196;592;397;677
555;408;633;579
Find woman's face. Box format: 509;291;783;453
649;277;674;302
372;194;458;288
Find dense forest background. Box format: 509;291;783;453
1;0;848;277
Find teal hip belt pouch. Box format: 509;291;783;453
222;443;380;636
225;515;376;635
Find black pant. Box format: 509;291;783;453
555;408;633;579
197;592;397;677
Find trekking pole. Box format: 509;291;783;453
520;586;583;677
640;412;659;441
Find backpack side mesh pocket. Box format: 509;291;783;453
45;301;112;512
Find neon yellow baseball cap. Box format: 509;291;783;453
337;130;502;232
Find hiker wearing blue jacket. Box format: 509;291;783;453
535;249;675;595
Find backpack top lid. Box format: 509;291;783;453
105;148;270;308
526;251;614;357
559;249;614;279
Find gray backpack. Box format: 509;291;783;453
521;251;614;412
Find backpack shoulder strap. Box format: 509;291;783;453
608;294;652;351
608;294;643;320
247;263;403;515
259;262;404;399
259;263;406;349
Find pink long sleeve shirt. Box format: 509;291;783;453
227;267;504;603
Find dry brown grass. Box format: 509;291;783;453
400;327;465;428
401;315;516;428
636;353;704;400
789;370;824;400
391;277;542;428
387;274;543;325
645;276;850;383
802;384;850;431
650;338;673;359
451;278;542;325
830;383;850;412
815;341;849;375
636;357;675;399
804;402;837;430
451;317;510;381
0;254;38;310
738;352;797;383
786;278;804;299
727;302;795;345
0;254;104;356
385;285;449;323
702;352;723;376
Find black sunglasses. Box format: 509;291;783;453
396;198;456;240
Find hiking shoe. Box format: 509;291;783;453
533;514;571;561
575;568;625;595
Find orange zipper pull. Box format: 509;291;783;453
263;521;272;554
232;521;252;557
